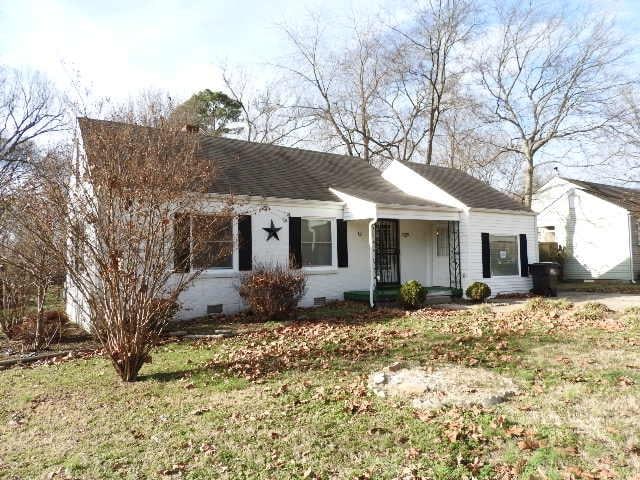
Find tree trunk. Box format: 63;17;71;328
426;109;437;165
523;152;534;208
34;285;45;350
112;353;147;382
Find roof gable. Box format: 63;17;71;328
393;162;530;212
560;177;640;214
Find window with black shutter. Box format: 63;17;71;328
337;219;348;268
289;216;302;269
238;215;252;271
481;232;491;278
519;234;529;277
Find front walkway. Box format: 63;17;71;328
489;291;640;313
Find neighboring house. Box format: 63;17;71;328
69;118;537;322
533;176;640;281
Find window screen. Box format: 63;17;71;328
301;219;332;266
192;216;233;269
490;235;518;276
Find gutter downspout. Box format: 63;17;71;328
628;213;636;283
368;217;377;308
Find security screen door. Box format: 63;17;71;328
374;219;400;285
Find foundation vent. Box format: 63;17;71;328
313;297;327;307
207;304;223;315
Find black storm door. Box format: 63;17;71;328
374;219;400;285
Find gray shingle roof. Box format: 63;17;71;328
196;135;442;207
562;177;640;214
399;162;530;212
78;118;445;208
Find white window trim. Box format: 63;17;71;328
301;217;337;271
191;216;239;274
489;234;521;278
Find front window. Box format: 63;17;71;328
192;215;233;269
490;235;518;276
301;218;332;266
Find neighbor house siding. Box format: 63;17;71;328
459;211;537;296
533;178;632;281
629;216;640;280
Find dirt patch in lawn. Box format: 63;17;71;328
369;363;520;410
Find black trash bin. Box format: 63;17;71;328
529;262;560;297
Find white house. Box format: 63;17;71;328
69;118;538;321
533;176;640;281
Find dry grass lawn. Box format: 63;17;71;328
1;299;640;479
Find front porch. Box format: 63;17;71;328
341;216;462;307
344;285;453;303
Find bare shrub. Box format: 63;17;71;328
237;263;306;321
1;101;234;381
65;115;232;381
0;266;30;337
5;311;68;347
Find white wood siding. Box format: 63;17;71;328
533;178;633;281
459;211;537;295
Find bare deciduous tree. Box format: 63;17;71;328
2;100;234;381
65;113;233;381
392;0;477;164
476;3;629;206
281;18;406;167
0;154;66;350
222;66;312;145
0;67;66;187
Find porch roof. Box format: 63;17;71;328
329;187;460;221
331;186;445;209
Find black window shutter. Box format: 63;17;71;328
519;234;529;277
481;232;491;278
238;215;252;271
289;216;302;269
337;219;348;268
173;213;191;273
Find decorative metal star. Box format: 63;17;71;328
263;220;282;241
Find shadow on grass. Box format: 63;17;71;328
137;368;200;382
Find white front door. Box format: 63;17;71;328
432;223;450;287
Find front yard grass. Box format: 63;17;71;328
1;300;640;479
559;280;640;294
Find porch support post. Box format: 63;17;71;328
368;217;377;308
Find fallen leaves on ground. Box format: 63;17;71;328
206;308;412;380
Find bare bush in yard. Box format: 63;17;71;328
237;263;306;321
63;113;232;381
0;171;66;350
0;265;31;337
4;311;69;347
2;101;233;381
